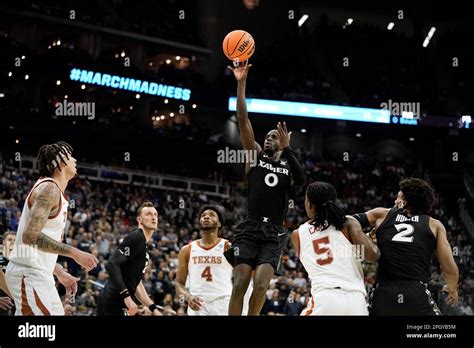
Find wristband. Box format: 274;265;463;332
148;304;158;312
120;289;130;299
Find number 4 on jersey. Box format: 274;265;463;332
201;266;213;282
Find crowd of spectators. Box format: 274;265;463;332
1;150;472;316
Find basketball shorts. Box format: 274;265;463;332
187;295;230;316
224;217;289;271
5;261;64;316
96;284;129;316
301;288;368;316
368;280;442;316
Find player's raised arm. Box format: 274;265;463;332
432;218;459;305
344;216;380;262
228;61;261;154
277;121;306;187
175;245;203;311
22;182;98;270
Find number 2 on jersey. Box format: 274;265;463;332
392;223;415;243
201;266;213;282
312;236;334;265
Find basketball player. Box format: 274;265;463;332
5;141;99;315
176;205;251;315
0;232;16;314
353;177;459;315
292;182;380;315
97;202;162;316
226;61;306;315
0;271;13;312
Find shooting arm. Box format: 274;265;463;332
236;80;261;153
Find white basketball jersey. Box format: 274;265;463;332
297;221;366;295
187;238;233;301
9;178;69;273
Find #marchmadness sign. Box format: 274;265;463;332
69;67;191;101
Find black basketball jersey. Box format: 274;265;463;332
0;255;8;272
109;229;149;296
375;207;436;283
0;256;11;315
247;151;292;221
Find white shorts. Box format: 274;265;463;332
5;262;64;316
301;289;368;316
187;296;230;316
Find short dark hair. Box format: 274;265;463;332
37;141;73;177
399;178;437;215
137;202;155;217
198;205;225;229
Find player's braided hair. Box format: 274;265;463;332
37;141;73;177
399;177;437;215
306;181;347;231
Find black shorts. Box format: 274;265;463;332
224;217;289;271
97;286;129;316
369;280;442;316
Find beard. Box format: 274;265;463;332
200;222;218;231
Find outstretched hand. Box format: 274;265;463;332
277;122;292;149
227;60;252;81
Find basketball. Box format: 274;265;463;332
222;30;255;63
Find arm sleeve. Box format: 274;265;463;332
282;146;306;187
352;213;370;228
106;233;141;294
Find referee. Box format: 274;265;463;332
97;202;162;316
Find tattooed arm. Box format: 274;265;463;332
22;182;72;255
22;182;98;270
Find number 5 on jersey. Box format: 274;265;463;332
201;266;213;281
313;236;334;265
